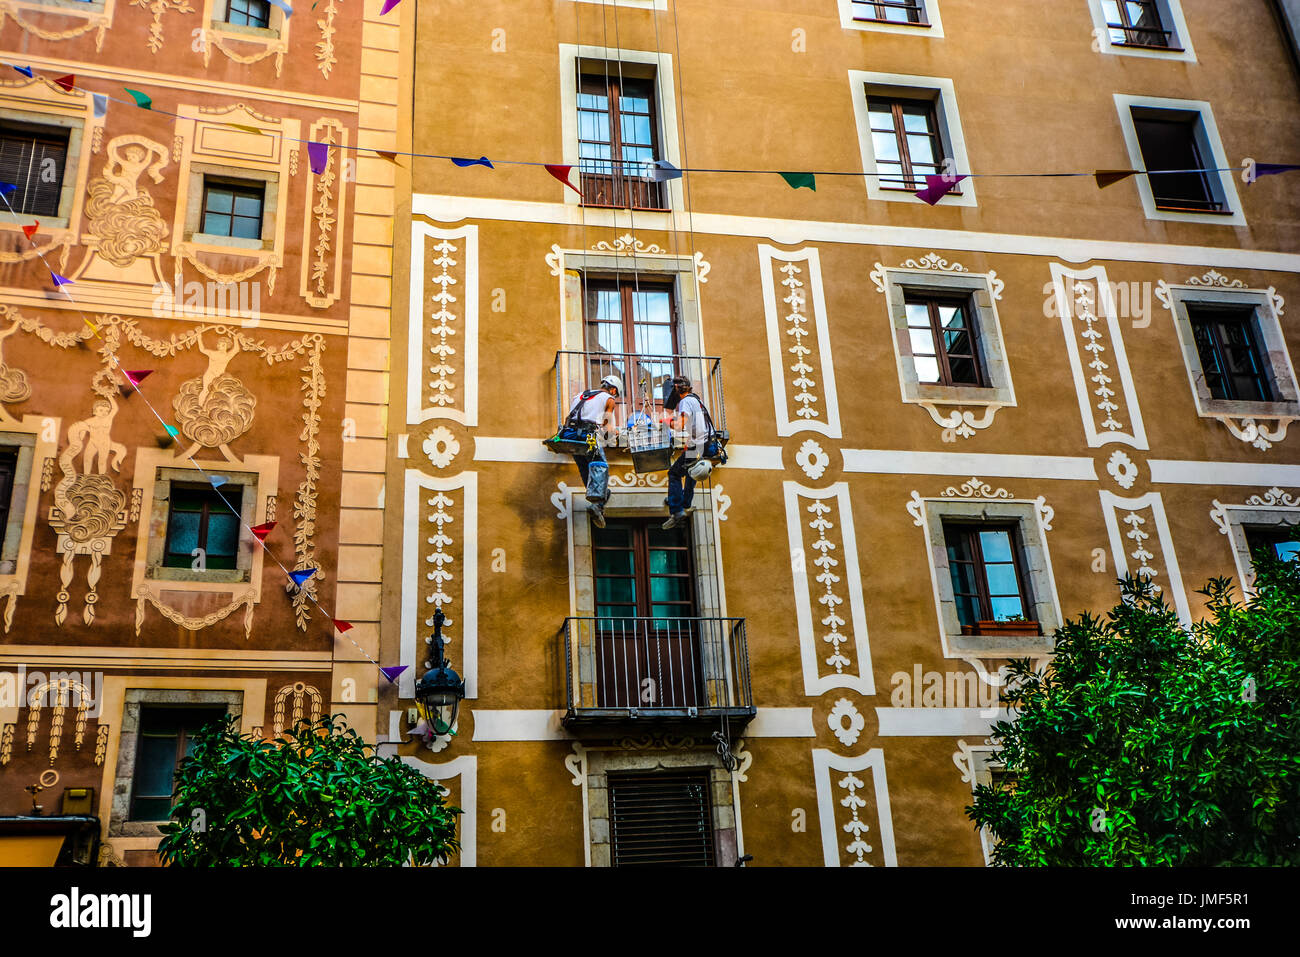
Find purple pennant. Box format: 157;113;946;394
915;173;967;206
379;0;402;14
288;568;317;588
306;141;329;175
50;272;73;287
1254;163;1300;180
451;156;493;169
380;665;409;684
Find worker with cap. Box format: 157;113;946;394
566;375;622;528
662;376;713;530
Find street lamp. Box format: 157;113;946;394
414;608;465;739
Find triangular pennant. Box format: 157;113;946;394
164;424;180;438
288;568;317;588
1095;169;1138;189
451;156;494;169
0;182;15;196
268;0;293;15
374;150;399;164
50;272;73;287
380;665;409;683
651;160;683;182
209;475;228;489
21;222;38;240
333;619;354;634
12;66;33;78
1253;163;1300;179
92;93;107;119
124;88;152;110
915;173;967;205
380;0;402;13
545;164;583;196
228;123;263;136
123;369;152;386
250;521;277;541
779;171;816;191
307;141;329;175
53;74;75;92
83;318;99;334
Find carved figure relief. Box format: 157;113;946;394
0;320;32;404
172;332;256;450
84;136;171;268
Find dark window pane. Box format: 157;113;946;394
0;124;70;217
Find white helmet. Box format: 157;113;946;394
600;375;623;395
688;459;714;481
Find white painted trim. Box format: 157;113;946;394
474;437;571;464
1086;0;1196;62
848;70;977;207
1049;263;1150;449
558;43;682;212
400;754;476;867
407;221;479;426
1099;490;1192;624
744;707;816;737
757;245;843;438
1210;495;1300;594
837;0;944;37
1112;93;1246;227
723;445;785;470
876;707;1012;736
783;482;875;696
844;449;1099;481
411;193;1300;271
472;709;569;741
400;471;478;699
812;748;898;867
1149;460;1300;486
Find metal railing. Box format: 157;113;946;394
1105;22;1179;49
554;350;726;449
563;617;754;723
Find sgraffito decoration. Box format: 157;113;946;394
300;119;348;309
408;223;479;428
84;136;171;269
1098;490;1191;625
272;682;323;735
131;0;193;54
812;748;898;866
172;331;257;452
0;0;114;51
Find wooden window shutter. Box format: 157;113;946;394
608;770;715;866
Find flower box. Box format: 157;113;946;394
961;620;1041;638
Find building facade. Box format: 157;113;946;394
0;0;399;863
384;0;1300;866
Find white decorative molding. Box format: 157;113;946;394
400;471;478;699
467;707;815;740
1107;450;1139;490
1150;460;1300;487
1246;487;1300;508
1099;490;1191;625
879;708;1010;736
828;698;866;748
422;426;460;470
784;482;874;696
757;246;843;439
941;477;1011;500
407;222;479;427
795;439;830;481
711;484;731;522
812;748;898;867
399;754;476;867
1208;489;1300;593
1187;269;1245;289
847;449;1098;482
1049;263;1149;450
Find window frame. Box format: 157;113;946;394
592;517;698;621
199;176;266;241
582;275;681;406
183;162;280;252
1131;112;1225;214
866;96;956;194
162;482;245;571
1188;305;1275;403
0;449;17;557
1088;0;1194;61
1102;0;1179;50
577;71;666;212
941;521;1038;633
224;0;270;28
128;705;226;822
839;0;943;35
904;291;985;387
852;0;929;25
0;121;71;218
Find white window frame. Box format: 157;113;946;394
849;71;976;207
838;0;944;37
1087;0;1196;62
1112;94;1244;227
1211;493;1300;594
187;167;279;252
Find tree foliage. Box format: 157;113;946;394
968;556;1300;866
157;714;460;867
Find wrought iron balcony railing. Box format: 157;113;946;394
553;350;726;450
563;617;755;727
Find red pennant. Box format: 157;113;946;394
53;74;75;92
1095;169;1138;189
21;221;37;240
545;164;583;197
123;369;152;386
333;619;354;634
374;150;399;164
250;521;277;541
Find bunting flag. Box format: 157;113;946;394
92;93;107;119
163;424;180;438
50;272;73;287
374;150;399;164
1095;169;1138;189
780;171;816;191
451;156;494;169
307;141;329;175
380;0;403;14
0;182;16;195
21;222;38;240
288;568;317;589
53;74;75;92
123;369;152;386
545;164;583;196
916;173;966;205
268;0;293;15
333;619;354;633
380;665;409;683
209;475;227;489
12;65;32;78
250;521;277;542
83;318;99;334
1253;163;1300;179
125;88;152;110
228;123;264;136
651;160;683;182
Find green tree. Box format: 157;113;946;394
157;714;460;866
967;556;1300;866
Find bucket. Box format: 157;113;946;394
628;425;674;474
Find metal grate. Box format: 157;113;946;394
608;771;715;867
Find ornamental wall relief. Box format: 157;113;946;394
172;331;256;455
77;135;171;289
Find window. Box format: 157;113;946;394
225;0;271;27
1245;525;1300;562
852;0;928;25
577;72;665;210
608;770;716;866
201;177;265;239
1089;0;1192;59
905;292;984;387
1132;110;1224;213
867;96;950;191
129;706;225;821
942;522;1038;635
583;277;678;409
0;449;15;554
1189;306;1274;403
1102;0;1175;48
163;483;243;570
0;122;69;217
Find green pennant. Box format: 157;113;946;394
780;172;816;191
124;88;152;110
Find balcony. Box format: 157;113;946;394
553;350;727;449
563;617;755;731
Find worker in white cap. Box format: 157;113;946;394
565;374;622;528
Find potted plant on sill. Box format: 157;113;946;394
961;615;1041;638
